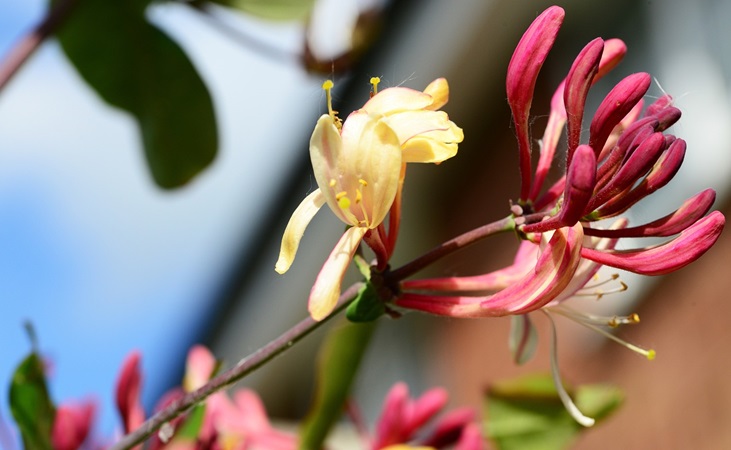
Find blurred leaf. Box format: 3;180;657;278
174;403;207;441
485;373;623;450
346;280;385;322
9;352;56;450
52;0;218;188
299;319;377;450
213;0;317;21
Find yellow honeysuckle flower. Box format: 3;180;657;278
276;78;463;321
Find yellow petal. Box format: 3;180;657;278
275;189;325;274
309;226;368;321
423;77;449;110
362;87;434;115
383;110;455;146
401;137;459;163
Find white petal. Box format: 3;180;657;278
309;226;368;321
275;189;325;274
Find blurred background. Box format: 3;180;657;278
1;0;730;447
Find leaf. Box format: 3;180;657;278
346;280;386;322
9;352;56;450
485;373;623;450
299;319;377;450
173;403;207;441
213;0;317;21
53;0;218;188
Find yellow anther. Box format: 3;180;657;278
322;79;342;129
359;178;368;186
329;179;337;187
370;77;381;96
335;191;350;210
355;189;362;204
629;313;640;324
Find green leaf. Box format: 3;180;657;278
9;352;56;450
346;280;386;323
299;319;377;450
485;373;623;450
174;403;207;441
53;0;218;188
212;0;317;21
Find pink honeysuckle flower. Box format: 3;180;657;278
371;382;482;450
395;4;724;427
276;78;463;321
52;400;95;450
115;351;145;436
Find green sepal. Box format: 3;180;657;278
485;373;623;450
298;319;376;450
346;280;385;323
210;0;317;21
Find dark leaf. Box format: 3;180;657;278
9;352;56;450
53;0;218;188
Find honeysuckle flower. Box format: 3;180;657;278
276;78;463;321
393;4;724;427
370;382;482;450
52;401;95;450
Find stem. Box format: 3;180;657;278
0;0;78;93
387;211;549;282
388;216;516;282
108;282;363;450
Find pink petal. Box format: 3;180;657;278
589;72;651;155
372;383;409;449
115;351;145;434
581;211;725;275
52;401;95;450
564;38;604;162
183;345;216;392
506;5;565;200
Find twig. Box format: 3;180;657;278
108;282;363;450
0;0;79;93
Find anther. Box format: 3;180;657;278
359;178;368;186
329;179;337;187
370;77;381;97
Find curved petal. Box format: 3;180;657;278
401;137;458;164
309;226;368;320
363;87;434;115
275;189;325;274
423;77;450;110
384;110;456;145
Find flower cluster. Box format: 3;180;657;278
275;77;463;321
390;5;724;425
47;346;482;450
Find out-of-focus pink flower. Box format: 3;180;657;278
115;351;145;435
51;401;95;450
371;383;482;450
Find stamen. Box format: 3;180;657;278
551;306;655;360
550;305;640;328
322;79;342;129
370;77;381;96
359;178;368;187
329;179;337;187
543;311;596;427
575;273;627;299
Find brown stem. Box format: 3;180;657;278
387;211;549;282
0;0;79;93
108;282;363;450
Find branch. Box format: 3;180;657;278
0;0;79;93
108;282;363;450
